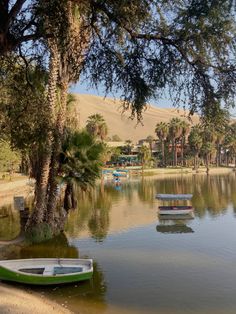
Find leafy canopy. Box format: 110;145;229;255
0;0;235;122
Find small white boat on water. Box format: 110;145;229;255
156;194;193;200
156;193;194;216
158;205;194;215
0;258;93;285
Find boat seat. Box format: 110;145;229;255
43;266;54;276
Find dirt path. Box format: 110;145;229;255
0;283;72;314
0;177;34;208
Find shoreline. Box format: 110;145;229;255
0;282;72;314
0;167;234;207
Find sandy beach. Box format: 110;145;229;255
0;283;71;314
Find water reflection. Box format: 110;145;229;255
156;224;194;234
0;204;20;240
32;261;108;314
154;173;235;218
1;173;236;243
1;173;236;314
63;173;236;242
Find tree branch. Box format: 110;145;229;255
7;0;26;26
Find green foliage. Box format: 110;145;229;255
60;130;105;190
155;122;169;140
86;114;108;141
25;223;53;244
188;126;203;155
83;0;236;121
1;0;235;122
0;60;48;152
138;145;152;167
0;141;20;172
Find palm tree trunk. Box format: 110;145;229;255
174;140;178;167
172;140;175;166
161;140;165;166
46;77;68;226
181;138;184;166
63;182;73;213
219;146;222;166
206;155;209;174
27;41;59;229
194;156;196;170
194;153;199;171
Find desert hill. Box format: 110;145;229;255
74;94;198;142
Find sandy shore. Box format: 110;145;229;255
0;283;71;314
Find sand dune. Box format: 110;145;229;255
74;94;198;142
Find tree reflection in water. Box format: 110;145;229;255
154;173;236;218
2;173;235;246
0;204;20;241
156;224;194;234
65;173;236;242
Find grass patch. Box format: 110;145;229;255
25;223;53;244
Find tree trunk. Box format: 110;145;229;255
27;41;59;230
206;155;209;174
181;138;184;167
174;140;178;167
161;140;165;166
216;144;220;167
46;78;68;226
172;139;175;166
64;181;77;212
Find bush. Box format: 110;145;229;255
25;223;53;244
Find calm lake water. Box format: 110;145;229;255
1;173;236;314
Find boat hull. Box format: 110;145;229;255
158;206;193;215
0;258;93;285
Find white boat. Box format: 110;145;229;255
156;193;193;200
158;205;194;215
0;258;93;285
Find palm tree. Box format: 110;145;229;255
168;118;182;167
188;125;203;170
155;122;169;166
123;140;133;155
180;120;190;166
201;141;216;174
59;130;105;212
215;132;225;167
46;3;91;225
224;123;236;168
138;145;151;174
200;124;218;172
28;39;60;229
86;114;108;141
146;135;154;156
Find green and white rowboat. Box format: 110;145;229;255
0;258;93;285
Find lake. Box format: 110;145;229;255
1;173;236;314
